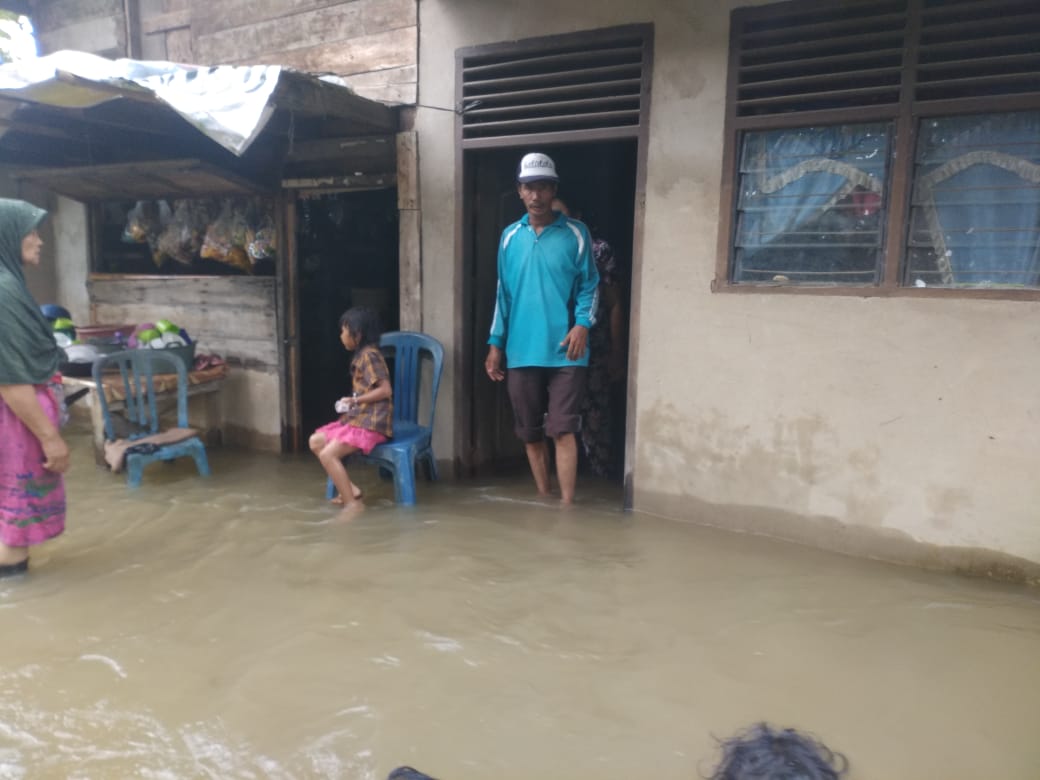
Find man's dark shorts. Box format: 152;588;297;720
505;366;587;442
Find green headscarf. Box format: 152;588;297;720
0;198;61;385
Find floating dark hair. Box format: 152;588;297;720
339;305;383;350
706;723;848;780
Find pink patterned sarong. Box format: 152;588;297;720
314;420;388;454
0;383;65;546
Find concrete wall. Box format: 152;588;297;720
50;195;90;324
417;0;1040;580
32;0;127;58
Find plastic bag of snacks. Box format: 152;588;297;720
200;200;235;262
201;199;254;273
122;200;171;245
248;215;277;262
156;200;210;266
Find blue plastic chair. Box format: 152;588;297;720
325;331;444;505
92;349;212;488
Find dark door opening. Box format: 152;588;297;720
296;189;400;440
466;140;637;484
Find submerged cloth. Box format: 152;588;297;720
488;211;599;368
102;427;200;473
0;199;60;386
0;384;65;546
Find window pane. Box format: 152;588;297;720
906;111;1040;289
733;123;890;285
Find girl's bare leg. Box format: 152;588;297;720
312;433;362;502
318;440;362;504
309;432;327;455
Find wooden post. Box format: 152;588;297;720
397;130;421;331
123;0;141;58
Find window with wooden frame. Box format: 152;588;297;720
715;0;1040;298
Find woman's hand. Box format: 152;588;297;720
0;384;70;473
40;433;70;473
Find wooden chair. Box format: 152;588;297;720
92;349;211;488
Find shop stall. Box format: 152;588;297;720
0;52;404;452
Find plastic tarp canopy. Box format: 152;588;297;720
0;50;354;156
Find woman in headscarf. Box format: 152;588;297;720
552;196;626;480
0;198;69;578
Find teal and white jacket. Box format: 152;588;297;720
488;211;600;368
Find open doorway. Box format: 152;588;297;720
465;140;637;485
295;189;399;440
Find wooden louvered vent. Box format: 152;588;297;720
733;1;908;117
460;34;646;142
732;0;1040;119
916;0;1040;102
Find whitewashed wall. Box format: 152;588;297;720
417;0;1040;579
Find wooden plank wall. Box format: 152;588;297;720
158;0;416;105
30;0;417;106
87;276;279;373
88;275;283;451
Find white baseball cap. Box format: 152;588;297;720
517;152;559;183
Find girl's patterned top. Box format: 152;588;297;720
349;344;393;437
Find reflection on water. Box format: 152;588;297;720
2;428;1039;779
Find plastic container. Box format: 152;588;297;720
77;324;134;341
136;343;196;373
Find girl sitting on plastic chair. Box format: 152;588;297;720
309;306;393;511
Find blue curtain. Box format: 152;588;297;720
737;124;889;250
913;112;1040;287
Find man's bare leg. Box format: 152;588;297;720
524;440;552;497
553;433;578;505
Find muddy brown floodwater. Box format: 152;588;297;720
2;425;1039;779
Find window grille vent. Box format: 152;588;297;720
733;1;908;117
460;35;645;141
916;0;1040;103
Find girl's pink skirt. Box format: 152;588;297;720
314;420;388;454
0;384;66;547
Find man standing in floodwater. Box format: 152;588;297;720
484;152;600;505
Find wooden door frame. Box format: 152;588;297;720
277;123;416;452
276;189;302;452
454;23;654;508
278;182;407;451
